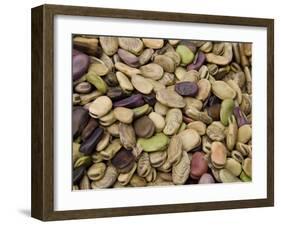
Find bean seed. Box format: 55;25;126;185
176;45;194;66
80;127;104;155
220;99;234;126
211;142;227;169
137;133;169;152
134;116;155;138
190;152;208;179
75;82;92;94
113;94;144;108
73;107;90;138
175;82;198;97
89;96;112;118
111;148;136;173
113;107;134;124
148;112;165;132
73;50;90;81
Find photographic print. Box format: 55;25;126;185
72;36;252;190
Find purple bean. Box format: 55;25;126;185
175;82;198;97
72;49;90;81
113;94;144;108
233;107;249;127
80;127;104;155
187;51;206;71
142;93;157;106
118;48;140;68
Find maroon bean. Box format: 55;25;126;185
190;152;208;179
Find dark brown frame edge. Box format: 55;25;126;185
31;4;274;221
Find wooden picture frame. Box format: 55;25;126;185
31;4;274;221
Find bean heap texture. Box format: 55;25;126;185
72;36;252;190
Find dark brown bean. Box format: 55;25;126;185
80;127;104;155
81;118;99;142
183;115;194;124
111;148;135;173
203;95;220;109
107;87;130;101
133;116;155;138
72;107;90;138
207;104;221;121
73;42;102;58
103;72;119;87
175;82;198;97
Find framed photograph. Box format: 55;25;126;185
31;4;274;221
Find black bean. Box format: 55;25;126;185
73;165;86;185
